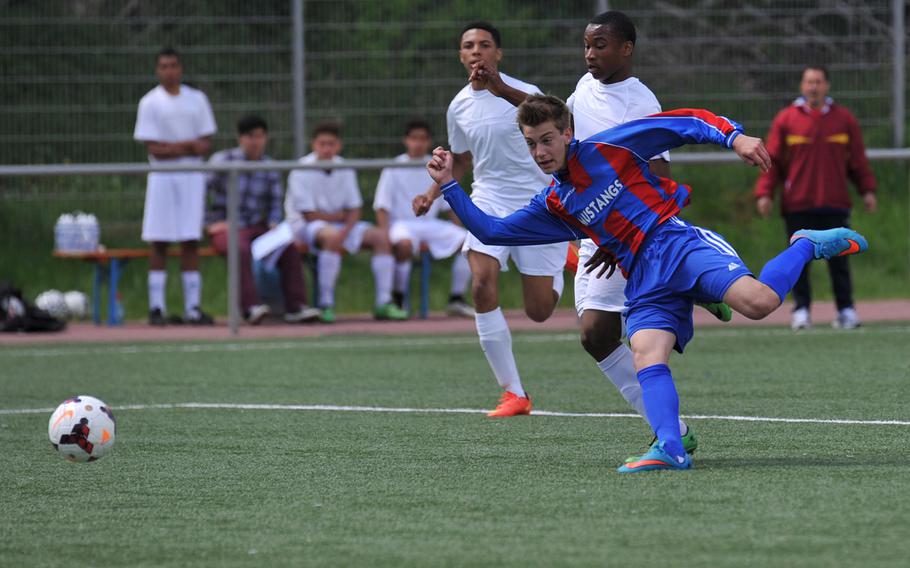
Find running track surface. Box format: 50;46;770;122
1;300;908;346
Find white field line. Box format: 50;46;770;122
1;402;908;426
1;324;908;359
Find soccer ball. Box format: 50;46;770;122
35;289;68;319
63;290;90;320
48;396;116;462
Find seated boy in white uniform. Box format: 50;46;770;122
284;122;407;323
373;119;474;317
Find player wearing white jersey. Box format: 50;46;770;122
134;47;217;326
413;22;568;417
374;120;473;317
285;122;407;323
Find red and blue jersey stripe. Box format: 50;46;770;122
440;109;743;275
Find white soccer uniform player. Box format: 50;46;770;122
567;73;668;317
134;84;217;243
567;73;689;435
134;83;216;318
448;73;567;275
285;153;393;310
374;153;466;258
447;72;568;399
373;153;471;302
285;153;371;253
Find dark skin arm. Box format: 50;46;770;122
145;136;212;160
303;210;348;223
583;158;670;277
469;61;531;107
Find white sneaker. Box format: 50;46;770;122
284;305;321;323
446;300;475;318
245;304;270;325
791;307;811;330
833;307;861;330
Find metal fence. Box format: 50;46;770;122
0;0;905;166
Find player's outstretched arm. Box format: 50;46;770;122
731;134;771;172
426;148;577;246
602;109;750;163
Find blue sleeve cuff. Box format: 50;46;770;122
724;130;742;149
440;180;460;194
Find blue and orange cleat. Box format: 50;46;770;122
487;391;532;418
790;228;868;260
618;441;692;474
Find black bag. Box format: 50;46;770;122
0;281;66;332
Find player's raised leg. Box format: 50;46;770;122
725;228;868;321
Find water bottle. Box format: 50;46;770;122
54;214;75;251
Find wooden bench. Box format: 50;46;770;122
53;247;218;326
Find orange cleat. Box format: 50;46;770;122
486;391;532;418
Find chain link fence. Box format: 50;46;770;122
1;0;906;315
0;0;904;165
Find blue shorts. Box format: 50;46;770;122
625;217;753;353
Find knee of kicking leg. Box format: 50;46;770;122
739;291;780;320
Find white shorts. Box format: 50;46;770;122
304;220;372;254
574;239;628;316
390;219;466;259
462;197;567;276
141;172;205;242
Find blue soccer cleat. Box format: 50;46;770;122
617;441;692;474
790;228;868;260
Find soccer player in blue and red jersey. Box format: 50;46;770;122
426;95;868;473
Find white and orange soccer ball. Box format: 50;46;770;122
48;396;116;462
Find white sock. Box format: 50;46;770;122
598;345;688;434
552;271;565;301
371;254;394;306
450;253;471;296
317;251;341;308
394;261;412;294
181;271;201;317
148;270;166;312
475;307;525;397
598;344;645;417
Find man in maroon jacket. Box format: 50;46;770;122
754;65;877;330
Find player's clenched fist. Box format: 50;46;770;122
426;146;455;186
732;135;771;172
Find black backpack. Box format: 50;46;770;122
0;281;66;333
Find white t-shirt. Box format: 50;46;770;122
284;153;362;223
373;154;450;222
133;84;217;163
446;73;551;210
566;74;668;161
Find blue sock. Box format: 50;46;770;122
758;239;815;303
637;364;684;459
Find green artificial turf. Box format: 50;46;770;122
1;325;909;567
